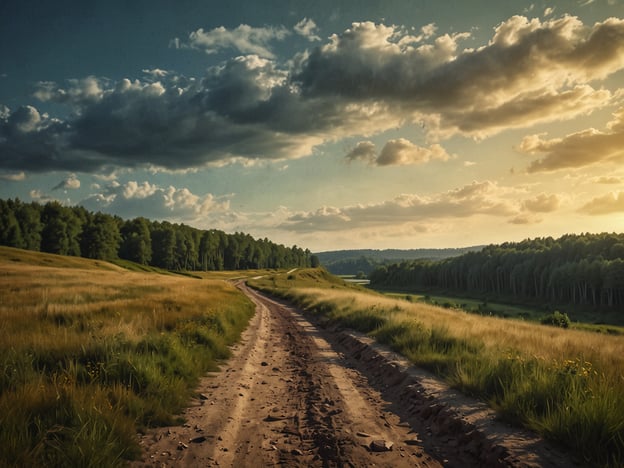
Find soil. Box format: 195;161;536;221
132;282;580;468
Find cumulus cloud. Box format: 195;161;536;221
377;139;451;165
521;192;561;212
346;139;451;166
174;24;289;58
80;180;232;225
345;141;377;164
294;18;321;41
29;189;60;203
295;16;624;138
592;175;622;184
520;107;624;172
282;180;518;232
0;171;25;181
33;76;105;107
0;56;402;173
1;15;624;174
52;173;81;190
579;191;624;214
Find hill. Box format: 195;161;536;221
315;247;484;275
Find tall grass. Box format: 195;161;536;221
0;249;255;467
249;269;624;467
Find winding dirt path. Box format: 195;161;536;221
133;282;574;468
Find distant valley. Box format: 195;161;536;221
315;246;484;275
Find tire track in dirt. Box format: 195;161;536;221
133;282;574;467
133;282;446;467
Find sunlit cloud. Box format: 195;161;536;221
520;107;624;172
172;24;290;58
0;172;25;181
80;180;233;227
294;18;321;41
591;176;622;184
521;193;561;212
579;191;624;214
282;180;519;232
345;138;451;166
52;173;81;191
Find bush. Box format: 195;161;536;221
540;311;571;328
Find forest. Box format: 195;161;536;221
316;246;482;275
369;233;624;309
0;198;317;271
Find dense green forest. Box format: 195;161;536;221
316;247;482;275
0;198;316;270
369;233;624;309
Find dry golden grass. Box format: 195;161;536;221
296;287;624;378
0;247;255;466
0;259;241;346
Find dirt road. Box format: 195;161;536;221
133;283;572;468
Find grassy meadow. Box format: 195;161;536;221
0;246;255;467
381;291;624;335
249;268;624;467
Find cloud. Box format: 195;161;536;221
282;180;518;232
346;138;451;166
80;180;233;225
294;16;624;139
174;24;290;58
579;191;624;214
29;189;60;203
509;213;544;224
377;139;451;165
521;192;561;212
6;105;42;133
294;18;321;41
520;107;624;172
33;76;105;107
142;68;169;79
0;171;25;181
592;175;622;184
0;56;403;173
52;173;81;190
1;15;624;174
345;141;377;164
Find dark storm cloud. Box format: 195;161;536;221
1;15;623;174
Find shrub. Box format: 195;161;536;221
541;311;571;328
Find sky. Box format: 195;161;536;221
1;0;624;252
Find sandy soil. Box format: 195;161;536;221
132;282;578;468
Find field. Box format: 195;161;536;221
0;247;255;467
380;290;624;335
249;269;624;467
3;247;623;467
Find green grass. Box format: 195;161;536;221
381;290;624;335
249;268;624;467
0;247;255;467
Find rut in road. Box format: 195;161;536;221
134;282;454;467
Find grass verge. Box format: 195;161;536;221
0;247;254;467
249;268;624;467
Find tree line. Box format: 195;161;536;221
0;198;318;271
316;246;483;275
369;233;624;309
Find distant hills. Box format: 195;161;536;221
315;247;484;275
